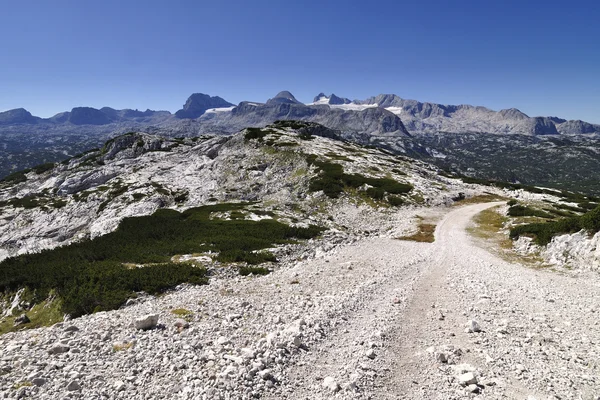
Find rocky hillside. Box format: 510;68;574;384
0;121;477;313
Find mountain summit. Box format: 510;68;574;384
175;93;234;119
266;91;301;105
312;93;351;105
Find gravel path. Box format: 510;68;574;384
271;202;600;399
2;202;599;399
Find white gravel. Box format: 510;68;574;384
1;202;599;399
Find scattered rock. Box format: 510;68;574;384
174;318;189;329
465;319;481;333
64;325;79;332
134;314;158;330
466;383;480;393
457;372;478;386
323;376;340;392
31;377;46;387
48;344;70;355
66;380;81;391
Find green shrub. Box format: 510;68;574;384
507;205;553;218
1;171;27;184
32;162;56;174
510;204;600;245
581;206;600;232
507;199;518;206
0;202;324;317
578;202;598;210
388;196;404;206
244;128;270;141
366;187;385;200
239;266;271;276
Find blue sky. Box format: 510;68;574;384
1;0;599;123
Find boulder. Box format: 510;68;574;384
323;376;340;392
134;314;158;330
48;344;70;355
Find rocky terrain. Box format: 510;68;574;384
0;121;465;261
1;202;599;399
0;121;599;398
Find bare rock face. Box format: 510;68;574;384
175;93;234;119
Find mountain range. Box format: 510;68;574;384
1;90;600;194
2;91;599;136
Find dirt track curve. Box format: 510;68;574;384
271;202;600;399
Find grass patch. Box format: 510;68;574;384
171;307;194;322
469;207;544;266
0;203;323;318
244;127;278;141
452;193;506;206
151;182;171;196
171;308;193;316
468;208;512;249
112;342;134;352
324;152;353;162
0;298;63;335
32;162;56;174
12;381;33;390
397;223;436;243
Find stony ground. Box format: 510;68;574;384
1;202;599;399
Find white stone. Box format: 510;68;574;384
465;319;481;333
134;314;158;330
323;376;340;392
457;372;478;386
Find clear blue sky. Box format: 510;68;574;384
1;0;599;123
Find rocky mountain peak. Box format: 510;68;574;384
498;108;529;120
175;93;234;119
266;91;301;105
312;93;351;105
0;108;39;125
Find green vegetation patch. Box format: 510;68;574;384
507;205;554;219
0;203;324;318
239;266;271;276
32;162;56;174
324;152;353;162
397;223;436;243
0;194;68;210
510;205;600;245
272;120;310;130
1;171;28;184
0;298;64;335
244;127;279;142
307;157;413;200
